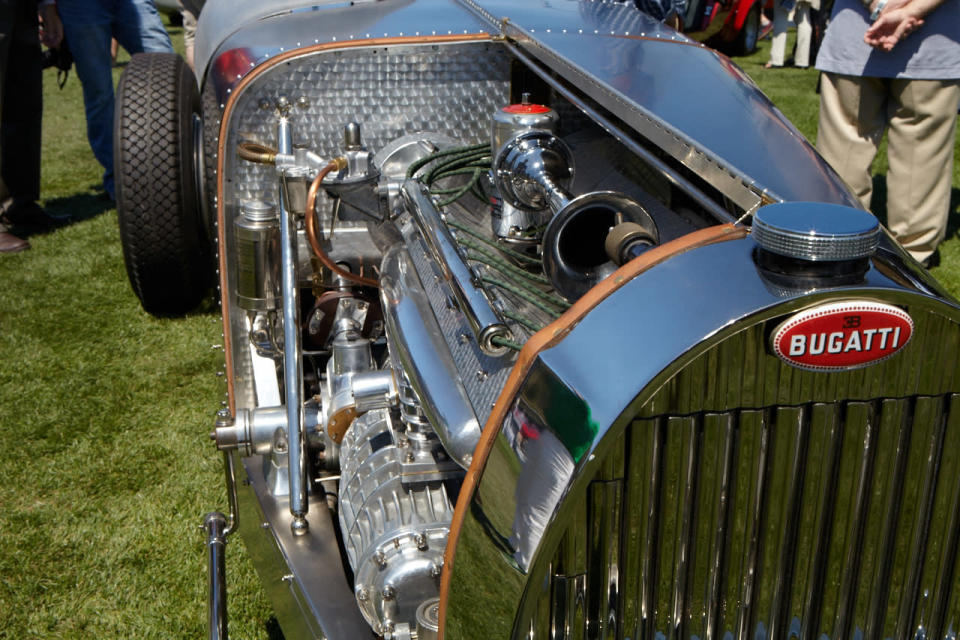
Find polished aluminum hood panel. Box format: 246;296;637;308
463;0;860;209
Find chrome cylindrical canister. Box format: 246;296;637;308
235;200;280;310
491;98;559;157
490;98;560;244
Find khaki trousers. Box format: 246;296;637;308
817;72;960;262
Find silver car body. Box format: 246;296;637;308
190;1;960;639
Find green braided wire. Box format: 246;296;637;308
447;220;542;266
424;150;489;185
405;143;487;179
503;309;544;333
491;335;524;352
422;150;487;185
481;276;566;317
437;169;484;207
462;243;550;288
467;251;562;308
429;167;488;194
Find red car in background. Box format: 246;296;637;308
683;0;762;54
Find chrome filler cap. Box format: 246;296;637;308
752;202;880;261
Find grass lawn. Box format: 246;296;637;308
0;19;957;640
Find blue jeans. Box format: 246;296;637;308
58;0;173;199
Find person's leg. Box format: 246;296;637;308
182;7;197;70
816;73;887;210
0;1;28;251
885;79;960;263
767;2;790;66
113;0;173;55
0;0;41;208
794;2;812;67
61;19;116;199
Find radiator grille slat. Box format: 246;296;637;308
541;394;960;639
928;396;960;640
798;403;841;640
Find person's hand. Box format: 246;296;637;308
38;4;63;49
867;0;911;14
864;8;924;50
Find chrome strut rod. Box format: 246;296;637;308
279;173;309;535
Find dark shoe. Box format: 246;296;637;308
1;201;71;232
0;230;30;253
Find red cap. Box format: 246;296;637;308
502;103;551;114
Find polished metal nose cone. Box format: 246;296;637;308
752;202;880;262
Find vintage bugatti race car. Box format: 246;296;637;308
113;1;960;639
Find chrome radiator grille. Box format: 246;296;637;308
531;394;960;640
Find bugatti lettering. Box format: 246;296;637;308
788;326;902;355
773;301;913;370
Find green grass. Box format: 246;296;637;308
0;21;276;640
0;21;957;640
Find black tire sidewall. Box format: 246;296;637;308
114;52;209;316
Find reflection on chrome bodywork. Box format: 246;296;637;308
447;234;960;639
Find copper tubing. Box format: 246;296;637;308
305;157;379;289
237;141;278;165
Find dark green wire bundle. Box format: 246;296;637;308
405;143;572;348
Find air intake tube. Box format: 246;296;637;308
494;130;659;301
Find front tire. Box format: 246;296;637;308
114;52;209;316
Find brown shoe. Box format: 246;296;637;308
0;230;29;253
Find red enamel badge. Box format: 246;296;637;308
771;301;913;371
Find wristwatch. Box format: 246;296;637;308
870;0;888;20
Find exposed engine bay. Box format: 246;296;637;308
212;78;726;636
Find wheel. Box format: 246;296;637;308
730;3;760;55
114;52;209;316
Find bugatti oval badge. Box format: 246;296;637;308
772;301;913;371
